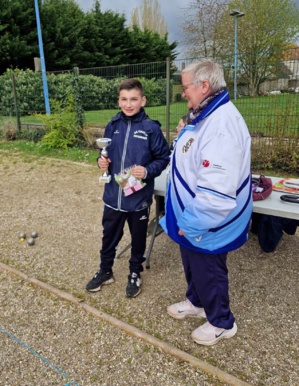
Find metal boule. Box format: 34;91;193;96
31;231;38;238
19;232;26;239
27;238;35;246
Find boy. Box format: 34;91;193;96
86;78;170;298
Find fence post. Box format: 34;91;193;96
73;67;85;129
165;57;170;144
11;73;21;133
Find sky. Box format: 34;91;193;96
75;0;299;55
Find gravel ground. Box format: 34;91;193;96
0;149;298;386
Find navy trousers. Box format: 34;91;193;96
100;206;149;274
180;245;235;329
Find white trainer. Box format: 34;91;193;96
191;321;237;346
167;299;206;320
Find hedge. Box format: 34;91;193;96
0;69;171;116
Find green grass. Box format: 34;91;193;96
78;102;188;129
1;102;188;131
234;94;299;134
0;140;99;164
1;93;298;135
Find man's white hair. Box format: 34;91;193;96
182;59;226;92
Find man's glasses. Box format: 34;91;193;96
181;83;193;92
182;81;205;92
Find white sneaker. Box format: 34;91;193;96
191;321;237;346
167;299;206;320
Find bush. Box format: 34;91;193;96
36;96;82;150
0;69;172;115
20;127;46;143
251;99;299;174
1;121;18;140
175;93;182;102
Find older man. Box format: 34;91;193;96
160;59;252;346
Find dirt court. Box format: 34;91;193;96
0;148;298;386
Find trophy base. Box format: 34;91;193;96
99;175;111;183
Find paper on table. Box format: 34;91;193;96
273;178;299;194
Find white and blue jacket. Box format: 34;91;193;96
160;90;253;253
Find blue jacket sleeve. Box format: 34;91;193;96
144;123;170;181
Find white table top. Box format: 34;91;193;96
154;172;299;221
153;169;168;197
253;177;299;220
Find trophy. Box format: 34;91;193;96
96;138;112;183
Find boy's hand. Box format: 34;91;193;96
131;165;147;179
98;157;111;171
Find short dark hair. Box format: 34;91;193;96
119;78;144;96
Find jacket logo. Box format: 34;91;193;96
212;163;226;171
182;138;194;153
134;130;148;140
202;160;210;167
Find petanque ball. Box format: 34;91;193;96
27;238;35;246
31;231;38;238
19;232;26;240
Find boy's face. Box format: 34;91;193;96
118;88;146;117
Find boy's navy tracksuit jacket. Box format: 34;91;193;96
99;108;170;212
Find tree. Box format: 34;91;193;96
0;0;38;74
180;0;299;96
225;0;299;96
130;0;168;38
0;0;177;74
81;0;177;68
40;0;87;70
85;1;131;66
180;0;227;59
127;25;177;64
41;0;176;69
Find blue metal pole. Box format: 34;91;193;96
234;15;238;100
34;0;51;115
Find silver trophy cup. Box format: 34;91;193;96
96;138;112;183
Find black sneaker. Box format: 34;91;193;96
86;270;114;292
126;272;142;298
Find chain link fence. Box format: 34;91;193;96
1;49;298;171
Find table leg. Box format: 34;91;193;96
145;195;164;269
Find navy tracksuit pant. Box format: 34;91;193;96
180;245;235;329
100;206;149;274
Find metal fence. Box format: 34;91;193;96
79;55;299;141
1;50;299;171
